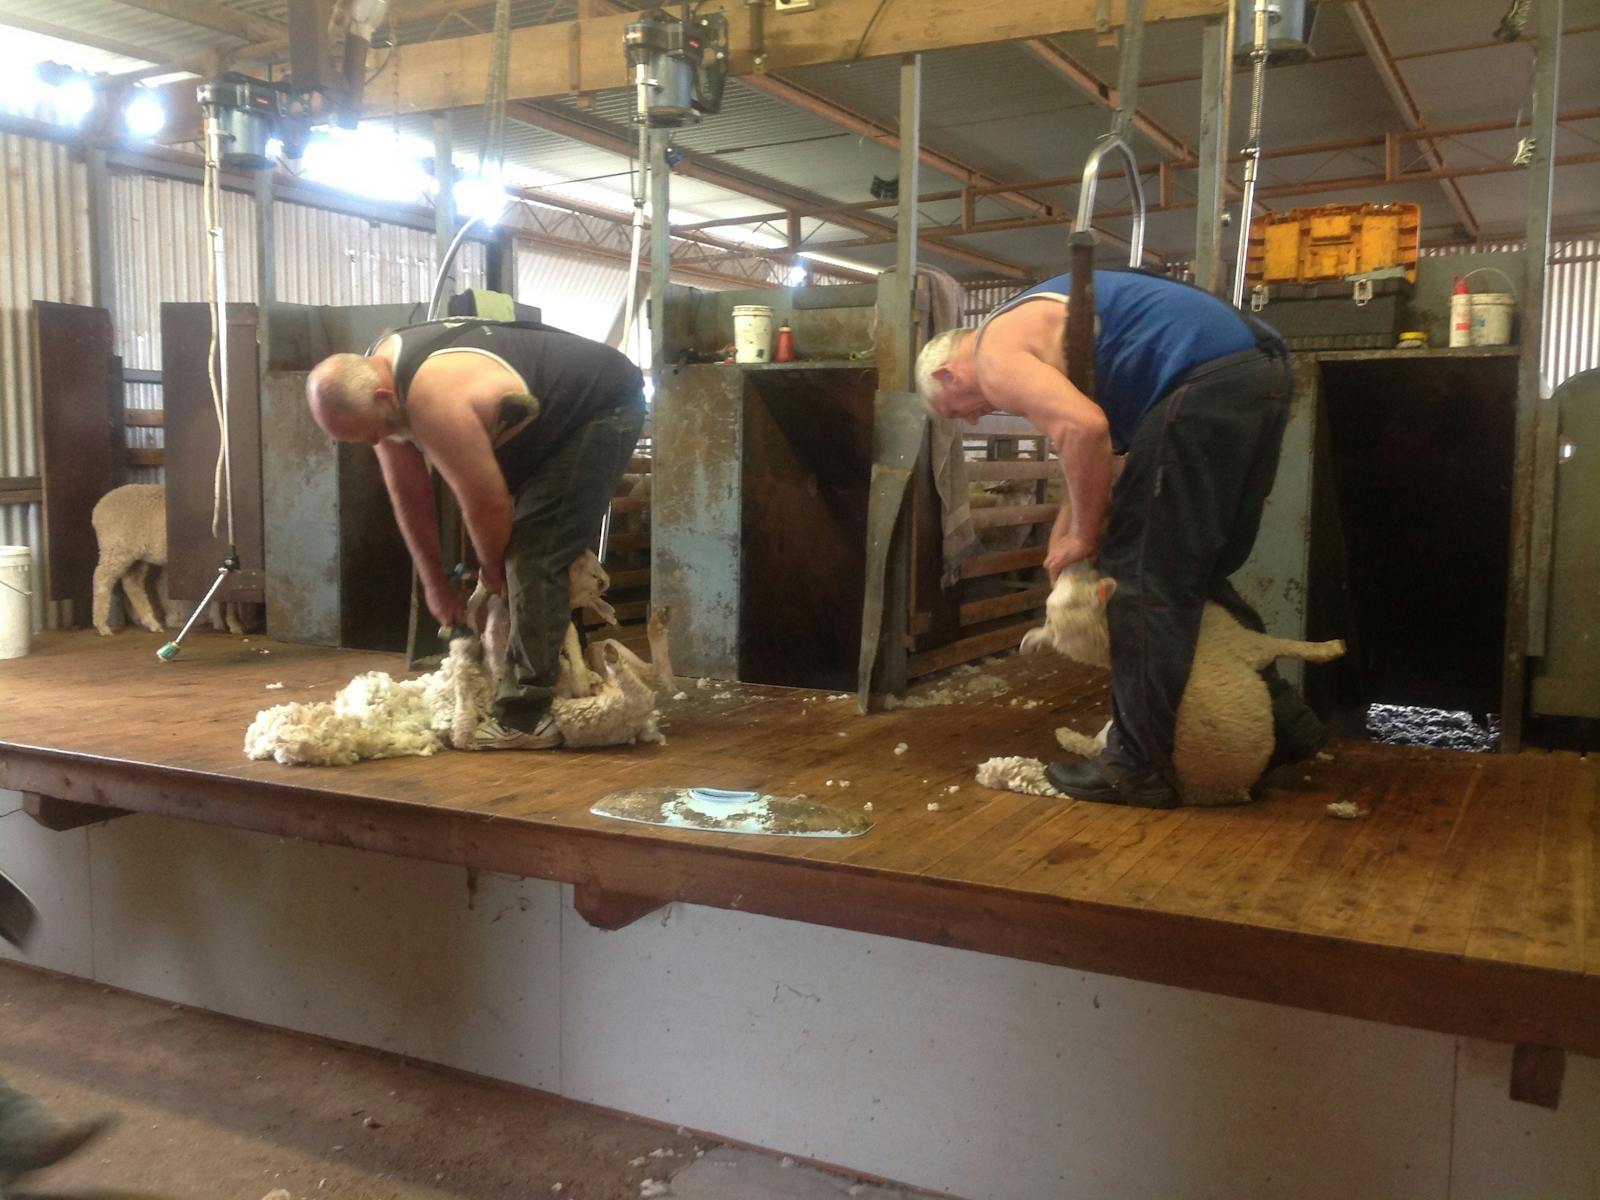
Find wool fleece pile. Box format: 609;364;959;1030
245;553;674;767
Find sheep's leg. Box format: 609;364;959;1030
557;622;597;697
1243;633;1346;671
224;601;246;635
153;566;181;627
1054;726;1104;758
645;606;674;694
121;561;165;633
93;553;135;635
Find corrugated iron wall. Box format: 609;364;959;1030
515;241;632;346
1;132;91;631
275;202;484;308
111;170;259;481
1545;238;1599;388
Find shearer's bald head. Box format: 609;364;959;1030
307;353;400;444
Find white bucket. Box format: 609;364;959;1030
0;545;33;660
732;305;775;364
1470;293;1515;347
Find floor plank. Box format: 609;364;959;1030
3;631;1597;1055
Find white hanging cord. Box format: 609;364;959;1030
203;116;236;547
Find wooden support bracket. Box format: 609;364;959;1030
573;883;669;931
23;792;130;832
1509;1043;1566;1109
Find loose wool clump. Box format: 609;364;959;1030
1020;566;1345;806
975;756;1064;798
244;634;492;766
246;552;674;766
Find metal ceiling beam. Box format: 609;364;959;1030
230;0;496;63
1347;0;1479;239
817;152;1600;250
1020;37;1191;159
0;12;178;66
505;100;1030;279
358;0;1226;115
107;0;282;43
739;74;1051;219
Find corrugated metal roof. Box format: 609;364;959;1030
4;0;1597;277
0;0;238;65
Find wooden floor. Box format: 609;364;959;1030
1;631;1595;1058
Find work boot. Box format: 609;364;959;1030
1045;758;1180;809
0;1084;113;1193
468;713;563;751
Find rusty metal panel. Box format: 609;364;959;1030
1;132;91;632
260;370;340;644
1232;352;1318;689
1531;367;1600;718
739;367;877;691
161;303;264;606
652;364;744;678
33;302;117;625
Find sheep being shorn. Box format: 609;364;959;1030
1016;565;1345;806
245;552;673;766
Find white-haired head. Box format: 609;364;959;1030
306;353;399;444
916;327;993;422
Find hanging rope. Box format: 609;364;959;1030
202;118;236;547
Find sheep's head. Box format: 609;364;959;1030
1019;566;1117;668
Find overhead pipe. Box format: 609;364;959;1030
1231;0;1272;309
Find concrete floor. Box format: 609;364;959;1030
0;963;936;1200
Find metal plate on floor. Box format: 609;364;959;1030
592;787;873;838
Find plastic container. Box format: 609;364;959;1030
1397;331;1427;350
1255;277;1411;351
1471;293;1515;346
732;305;775;364
0;545;33;660
1450;275;1474;348
1248;202;1421;285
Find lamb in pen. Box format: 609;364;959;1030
1015;565;1344;806
92;483;251;636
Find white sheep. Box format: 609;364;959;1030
91;483;252;636
475;552;674;748
91;483;172;636
245;551;675;765
1019;566;1345;805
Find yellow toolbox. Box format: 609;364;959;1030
1246;202;1421;284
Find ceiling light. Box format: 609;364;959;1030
452;174;512;226
53;77;96;125
124;90;165;137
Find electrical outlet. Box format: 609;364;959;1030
774;0;815;12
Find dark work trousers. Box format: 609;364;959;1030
496;395;647;731
1095;344;1296;785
